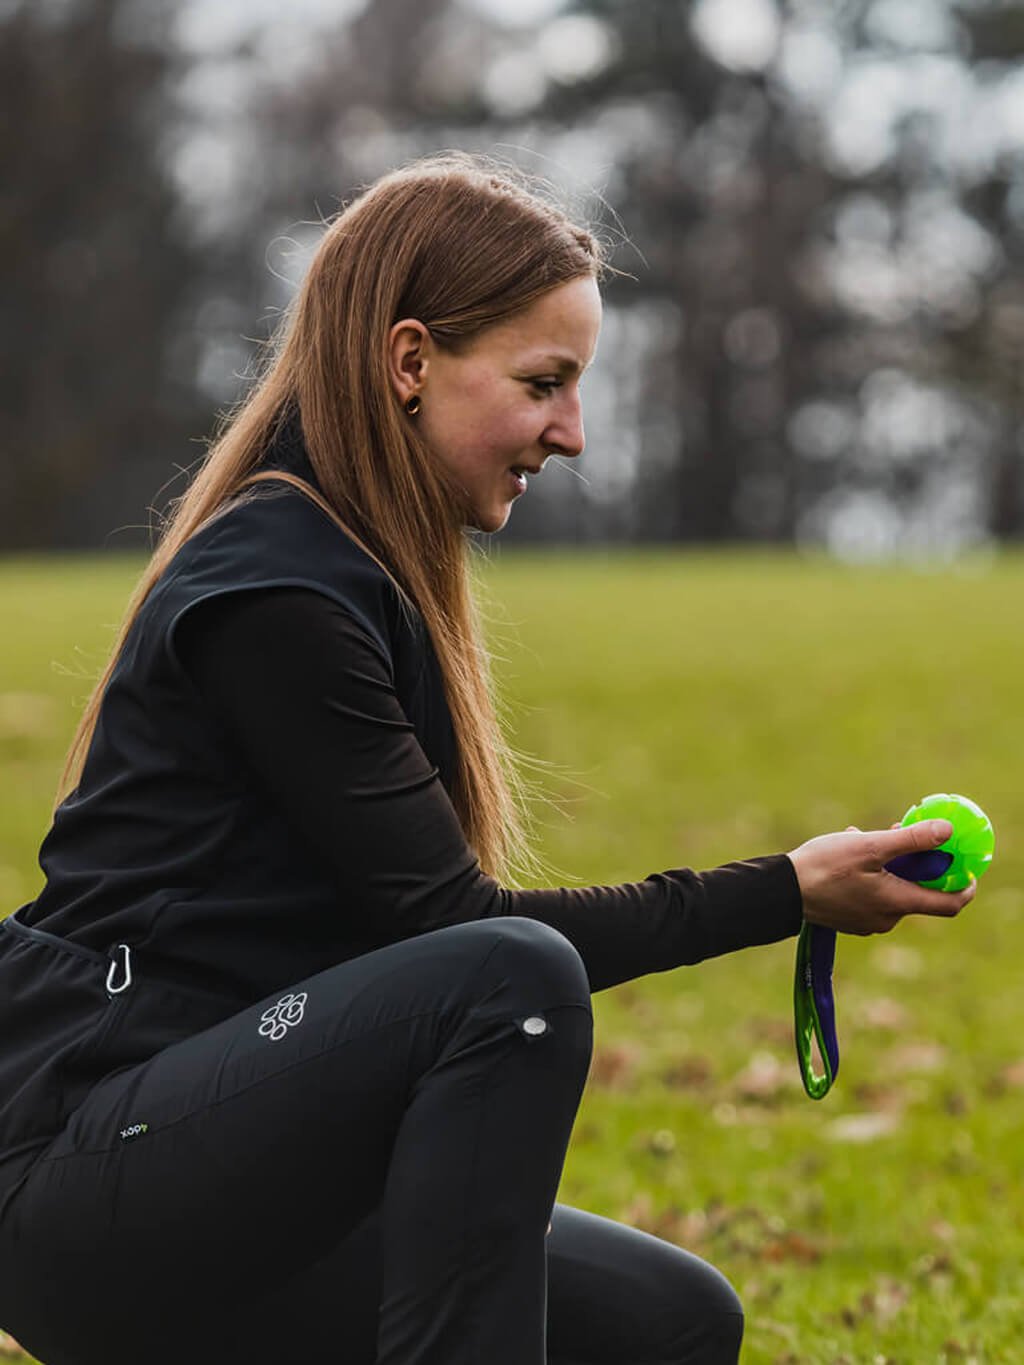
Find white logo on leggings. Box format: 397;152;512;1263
258;992;307;1041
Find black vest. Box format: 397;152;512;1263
0;423;456;1168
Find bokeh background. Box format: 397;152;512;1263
2;0;1023;556
2;2;1024;1362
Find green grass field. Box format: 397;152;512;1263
1;547;1021;1364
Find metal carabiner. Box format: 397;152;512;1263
106;943;133;997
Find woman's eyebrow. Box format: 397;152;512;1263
525;353;586;375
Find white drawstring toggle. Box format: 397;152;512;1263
106;943;133;996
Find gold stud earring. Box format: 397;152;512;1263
405;394;421;416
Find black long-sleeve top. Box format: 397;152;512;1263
174;586;804;994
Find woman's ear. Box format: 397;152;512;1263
387;318;431;404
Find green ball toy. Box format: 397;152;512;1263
892;792;995;891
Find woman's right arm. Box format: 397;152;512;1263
175;587;970;993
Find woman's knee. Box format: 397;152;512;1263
705;1304;744;1365
545;1209;743;1365
660;1260;744;1365
481;916;592;1009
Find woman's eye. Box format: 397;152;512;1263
530;379;561;397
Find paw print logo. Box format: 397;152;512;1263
258;991;308;1042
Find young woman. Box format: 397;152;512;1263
0;151;973;1365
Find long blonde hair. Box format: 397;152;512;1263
54;150;609;886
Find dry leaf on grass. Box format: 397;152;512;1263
761;1230;824;1264
997;1057;1024;1089
856;996;909;1031
871;944;923;979
589;1042;641;1089
886;1040;947;1073
824;1111;902;1142
660;1053;715;1090
744;1014;794;1048
732;1050;799;1103
848;1080;906;1114
838;1276;910;1328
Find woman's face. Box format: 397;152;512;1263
388;275;603;532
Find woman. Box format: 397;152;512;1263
0;151;973;1365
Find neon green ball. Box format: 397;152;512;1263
899;792;995;892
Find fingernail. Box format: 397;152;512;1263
933;820;953;843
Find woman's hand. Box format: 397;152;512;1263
787;819;977;935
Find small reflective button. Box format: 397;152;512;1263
523;1016;548;1036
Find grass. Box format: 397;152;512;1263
2;545;1022;1364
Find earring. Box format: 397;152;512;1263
405;394;421;416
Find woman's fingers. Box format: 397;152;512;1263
870;819;953;865
788;821;976;935
879;868;977;919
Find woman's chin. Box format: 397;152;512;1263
468;504;512;534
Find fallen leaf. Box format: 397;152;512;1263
589;1043;640;1089
856;997;909;1031
660;1053;715;1090
998;1058;1024;1088
762;1230;824;1264
872;944;923;979
887;1040;947;1073
912;1250;956;1290
617;1195;710;1246
619;1192;654;1229
745;1015;794;1048
849;1081;906;1114
941;1337;982;1361
732;1051;796;1103
824;1112;901;1142
837;1276;909;1328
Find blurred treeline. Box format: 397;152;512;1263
1;0;1022;554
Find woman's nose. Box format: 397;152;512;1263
545;395;585;459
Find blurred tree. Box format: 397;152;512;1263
28;0;1012;552
948;3;1024;539
185;0;485;437
961;176;1024;540
798;0;1024;549
239;0;792;544
515;1;850;543
0;0;207;549
244;0;490;237
525;0;1024;548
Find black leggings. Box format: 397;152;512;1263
0;918;743;1365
